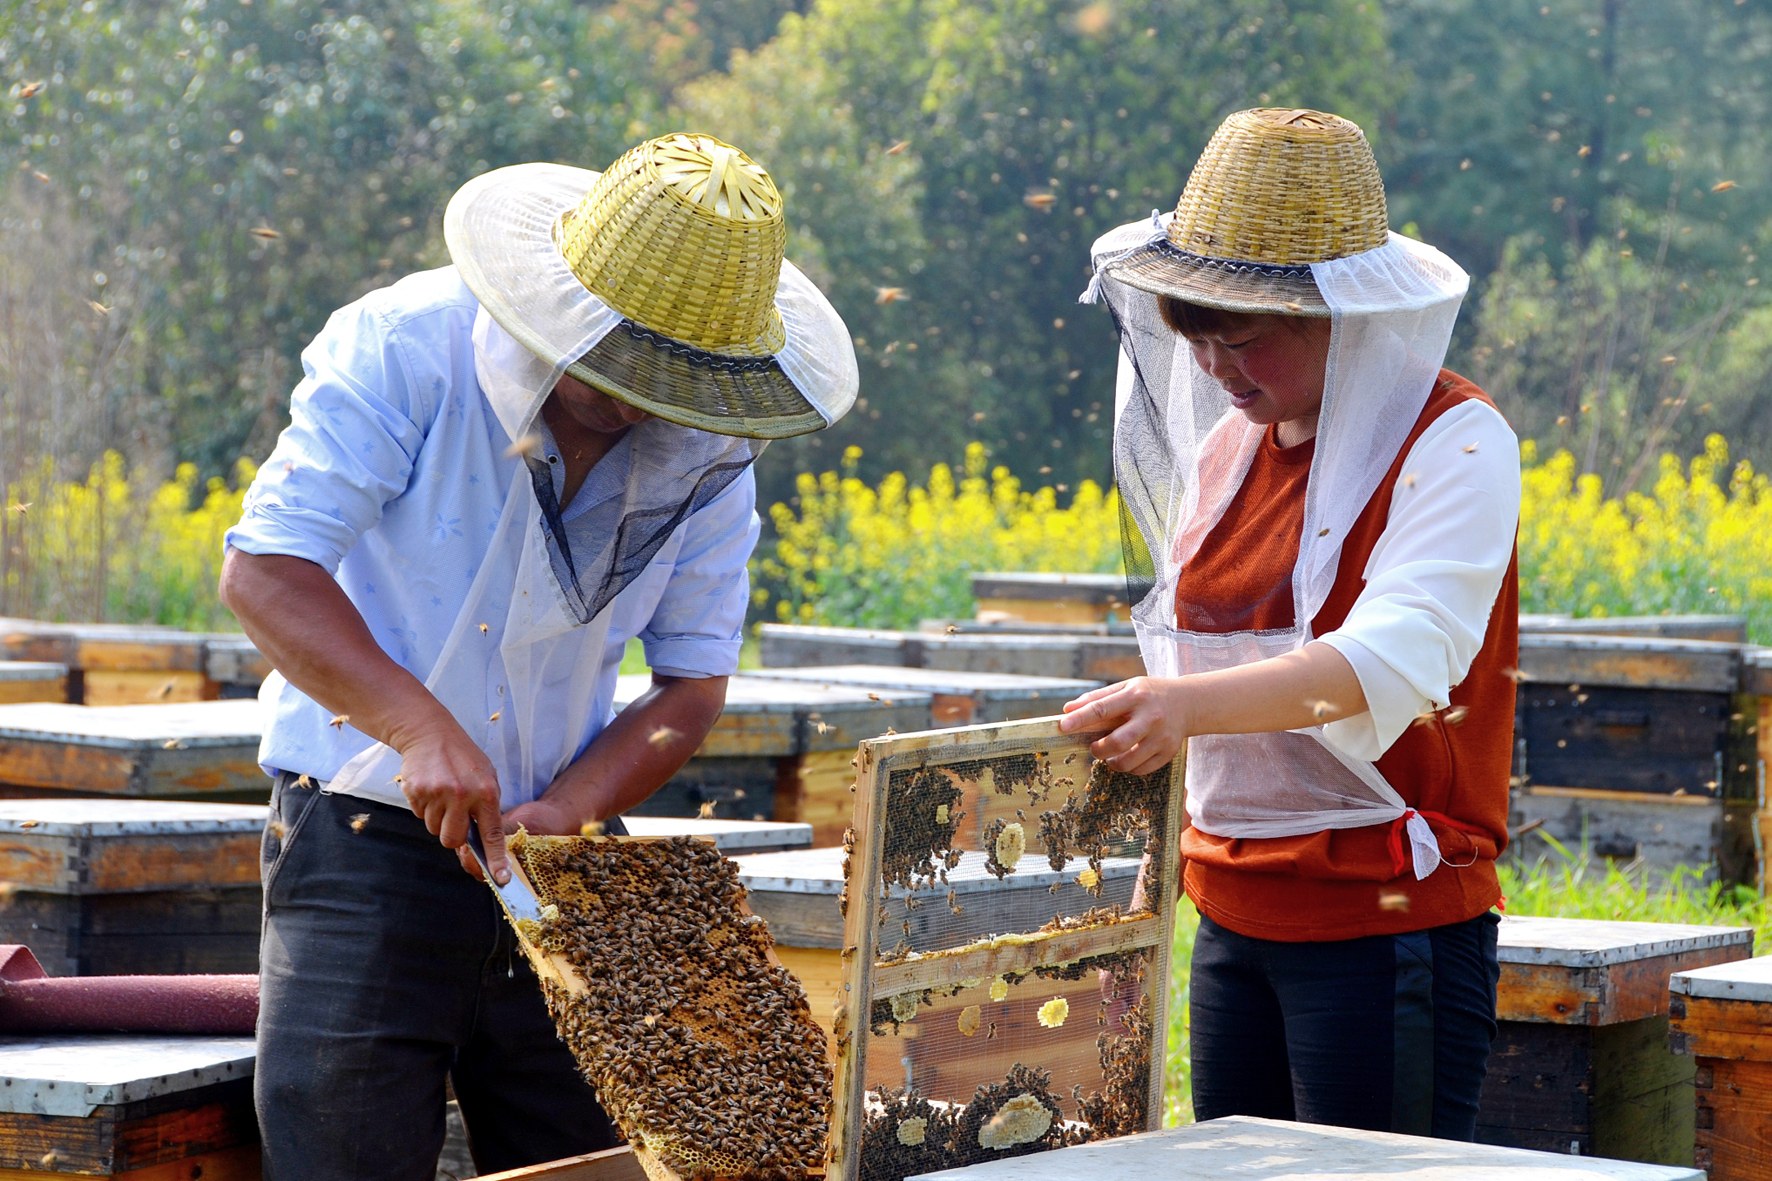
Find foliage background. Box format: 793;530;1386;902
3;0;1769;537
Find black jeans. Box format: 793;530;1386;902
256;774;620;1180
1190;910;1500;1139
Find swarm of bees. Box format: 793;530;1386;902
511;834;830;1180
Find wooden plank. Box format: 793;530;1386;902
1494;915;1753;1026
871;914;1161;998
1517;684;1733;796
1522;614;1749;644
969;573;1125;607
742;666;1098;728
1510;788;1757;885
1691;1056;1772;1181
0;664;68;707
200;637;270;688
473;1144;649;1181
1669;993;1772;1062
757;625;915;669
976;597;1114;626
1517;634;1742;693
82;672;209;707
777;748;859;848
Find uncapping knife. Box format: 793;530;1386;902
466;819;544;925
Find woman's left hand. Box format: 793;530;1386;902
1058;676;1193;777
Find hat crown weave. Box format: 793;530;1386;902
1169;107;1388;267
558;132;786;356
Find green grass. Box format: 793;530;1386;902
1158;839;1767;1127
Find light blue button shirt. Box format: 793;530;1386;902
225;267;758;800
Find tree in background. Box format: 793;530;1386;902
0;0;658;477
677;0;1396;499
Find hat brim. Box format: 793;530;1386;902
446;162;834;439
1105;240;1328;317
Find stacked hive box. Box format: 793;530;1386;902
0;701;267;803
0;799;264;975
614;673;930;846
1668;954;1772;1181
1511;633;1757;882
1477;915;1753;1162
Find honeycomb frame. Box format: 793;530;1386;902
826;716;1184;1179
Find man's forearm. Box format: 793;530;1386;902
218;548;460;754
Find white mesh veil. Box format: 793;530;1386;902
1084;217;1468;879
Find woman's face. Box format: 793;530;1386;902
1183;314;1333;447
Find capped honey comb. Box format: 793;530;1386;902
509;833;830;1181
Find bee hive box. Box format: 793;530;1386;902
0;618;211;706
0;701;266;802
827;717;1182;1181
504;832;832;1181
0;661;67;705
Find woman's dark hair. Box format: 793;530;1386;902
1156;295;1258;338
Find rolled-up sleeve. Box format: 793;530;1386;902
1319;400;1520;760
225;300;435;572
641;470;760;678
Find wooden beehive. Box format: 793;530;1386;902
1477;915;1753;1163
0;662;67;706
745;666;1100;729
0;1033;258;1178
0;618;211;706
827;717;1182;1181
1668;954;1772;1181
756;625;1143;684
968;573;1126;627
1512;633;1758;882
0;799;264;976
0;701;267;803
615;674;931;847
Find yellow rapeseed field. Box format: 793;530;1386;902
5;436;1769;640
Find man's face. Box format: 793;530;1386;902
549;372;651;436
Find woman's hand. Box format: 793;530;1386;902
1058;676;1193;777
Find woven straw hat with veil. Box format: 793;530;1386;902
326;134;858;812
1082;108;1473;879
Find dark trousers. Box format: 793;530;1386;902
1190;910;1500;1139
256;774;620;1181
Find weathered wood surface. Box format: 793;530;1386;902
756;624;1144;682
0;702;267;801
615;673;931;759
1516;634;1741;693
0;664;67;707
1516;683;1737;797
1478;916;1752;1165
0;1035;257;1178
972;572;1126;626
1495;915;1753;1026
743;664;1098;727
903;1115;1704;1179
0;800;264;893
473;1145;649;1181
1668;956;1772;1180
1509;788;1757;884
1522;614;1749;644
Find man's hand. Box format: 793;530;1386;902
395;719;511;885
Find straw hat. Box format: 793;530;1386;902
1105;108;1389;316
445;132;854;438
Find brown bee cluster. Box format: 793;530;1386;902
1037;759;1167;889
875;767;965;892
859;1063;1085;1179
512;834;830;1180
